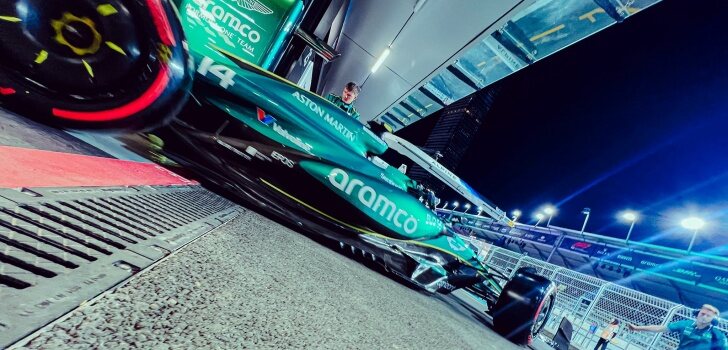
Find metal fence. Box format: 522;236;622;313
465;238;728;350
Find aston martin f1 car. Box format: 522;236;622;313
0;0;556;345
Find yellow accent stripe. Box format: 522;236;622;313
260;178;377;235
105;41;127;56
82;59;94;78
0;16;21;22
34;50;48;64
477;61;487;67
97;4;118;16
259;178;477;269
530;24;566;42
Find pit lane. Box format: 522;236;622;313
15;210;521;349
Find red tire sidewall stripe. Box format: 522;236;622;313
52;65;171;122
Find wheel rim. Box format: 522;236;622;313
0;0;145;95
532;294;554;336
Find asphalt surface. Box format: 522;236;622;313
0;110;111;157
21;210;520;350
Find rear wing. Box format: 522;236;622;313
381;132;513;227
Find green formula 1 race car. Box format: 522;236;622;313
0;0;556;344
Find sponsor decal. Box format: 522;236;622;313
255;107;313;154
216;139;252;160
572;241;591;250
272;123;313;153
328;168;419;234
379;173;399;188
291;91;356;142
435;279;456;291
714;276;728;286
187;0;261;54
234;0;273;15
271;151;294;168
447;236;467;252
671;268;701;278
640;260;659;268
256;107;276;125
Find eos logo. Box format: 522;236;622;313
328;168;418;234
271;151;294;168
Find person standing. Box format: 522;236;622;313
629;304;726;350
326;82;361;120
594;319;620;350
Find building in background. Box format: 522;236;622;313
407;88;499;192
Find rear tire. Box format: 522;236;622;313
491;267;556;345
0;0;191;131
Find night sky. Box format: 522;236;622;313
398;0;728;254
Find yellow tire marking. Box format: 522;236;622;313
34;50;49;64
0;16;21;22
96;4;118;16
105;41;127;56
82;59;94;78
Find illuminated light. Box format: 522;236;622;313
512;210;522;217
52;65;170;121
464;203;471;209
544;206;556;215
681;217;705;230
34;50;48;64
96;4;118;16
105;41;127;56
621;211;638;222
0;16;21;22
535;213;545;220
81;59;94;77
452;201;459;207
371;47;391;73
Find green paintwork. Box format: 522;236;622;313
300;161;444;239
175;0;302;66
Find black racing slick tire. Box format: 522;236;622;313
491;267;556;345
0;0;192;131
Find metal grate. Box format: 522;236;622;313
0;185;240;348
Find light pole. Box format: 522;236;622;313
544;206;556;227
512;210;522;223
580;208;591;238
621;211;638;243
439;201;449;210
463;203;472;214
448;201;460;220
681;217;705;253
534;213;545;227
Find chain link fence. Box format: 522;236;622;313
470;242;727;350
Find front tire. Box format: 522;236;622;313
0;0;192;131
491;267;556;345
